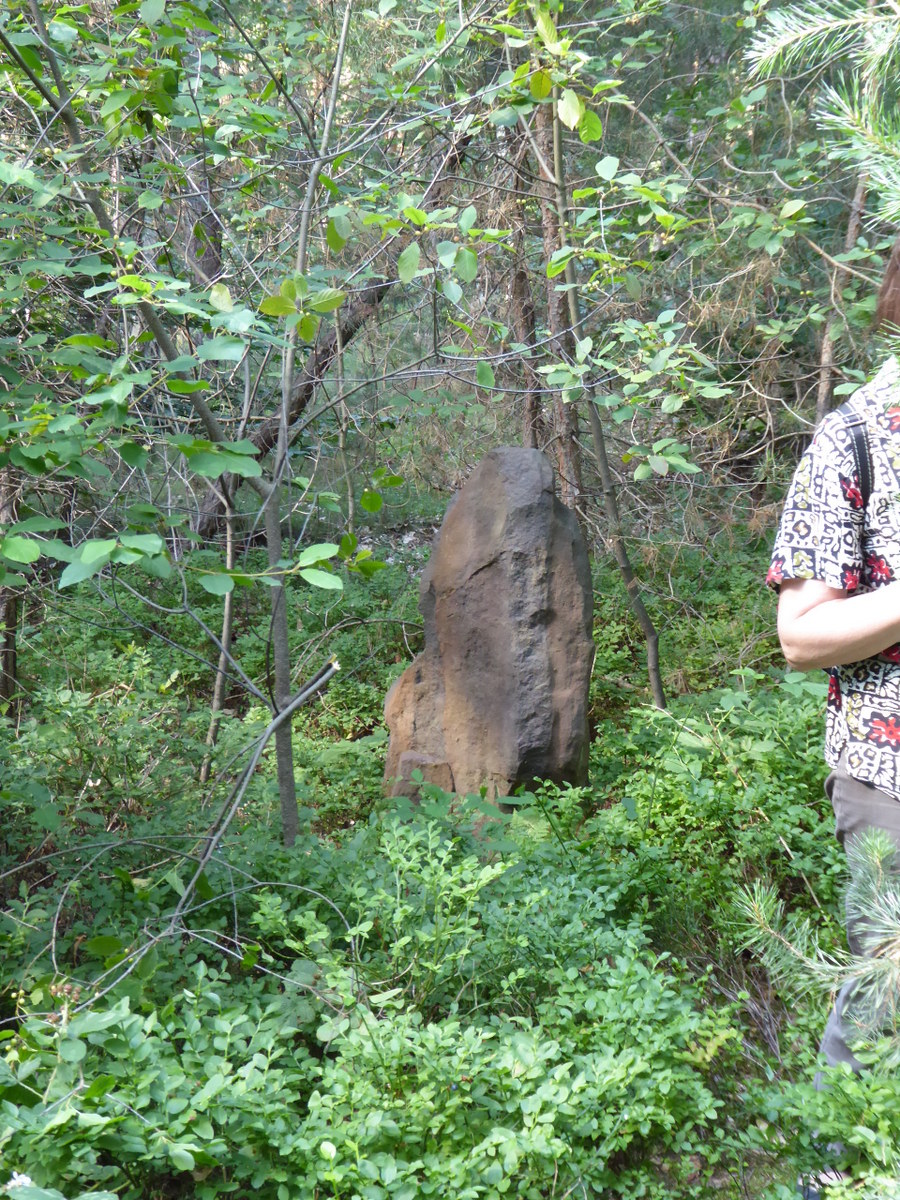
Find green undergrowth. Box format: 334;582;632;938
0;531;892;1199
0;784;757;1200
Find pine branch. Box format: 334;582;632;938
817;84;900;221
739;831;900;1057
746;0;893;77
736;880;848;1000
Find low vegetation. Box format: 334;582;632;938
2;531;895;1200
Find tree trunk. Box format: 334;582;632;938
534;100;581;509
510;136;548;450
200;496;236;785
816;173;868;423
0;469;20;714
264;484;299;847
533;79;666;707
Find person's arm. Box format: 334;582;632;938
778;576;900;671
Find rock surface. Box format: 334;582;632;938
384;447;594;799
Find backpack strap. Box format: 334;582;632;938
844;410;873;510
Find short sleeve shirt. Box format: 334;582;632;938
769;357;900;797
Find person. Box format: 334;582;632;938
769;311;900;1194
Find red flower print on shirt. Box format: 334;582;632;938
827;673;842;709
841;565;861;591
766;557;784;587
882;643;900;663
887;407;900;432
869;714;900;746
840;473;864;510
866;552;895;584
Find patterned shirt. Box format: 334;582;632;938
768;357;900;798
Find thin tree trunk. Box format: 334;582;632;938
816;173;867;424
511;258;547;449
0;469;20;714
265;480;299;847
200;496;236;784
334;316;356;534
510;136;547;449
534;100;581;510
586;404;666;708
533;73;666;708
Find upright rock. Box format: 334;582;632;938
384;447;594;799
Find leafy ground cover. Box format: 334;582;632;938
0;532;893;1200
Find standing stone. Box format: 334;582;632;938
384;447;594;799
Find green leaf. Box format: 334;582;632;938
169;1146;196;1172
82;539;117;564
197;451;261;479
296;542;340;567
455;246;477;282
142;555;173;580
209;283;233;312
360;488;383;513
120;533;164;554
0;535;41;564
595;154;619;181
326;216;350;251
59;556;108;588
547;246;573;278
458;205;478;234
33;803;60;832
260;294;297;317
100;90;134;119
299;567;343;590
0;159;59;206
779;198;806;220
10;516;65;533
557;89;584;130
196;336;246;362
578;108;603;143
172;437;262;479
200;573;235;595
489;105;520;127
84;935;125;957
436;240;458;267
397;242;421;284
530;69;552;100
298;314;319;341
476;361;495;388
140;0;165;23
534;7;557;47
119;441;149;468
441;277;462;304
308;287;346;312
161;355;199;373
59;1038;87;1063
82;1074;117;1101
168;379;209;394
